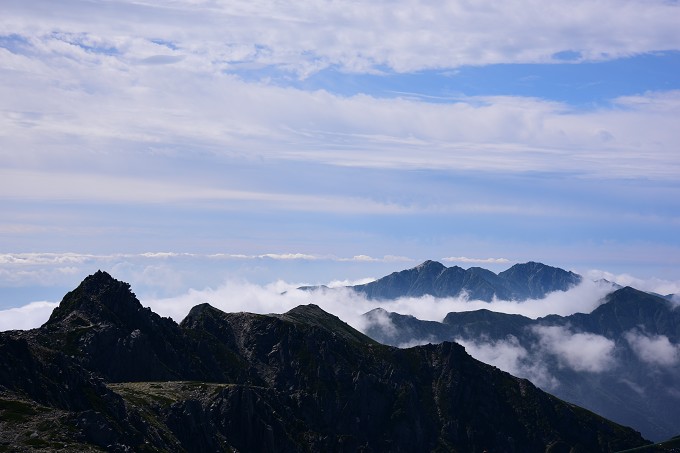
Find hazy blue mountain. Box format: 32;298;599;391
349;260;582;301
498;261;583;299
362;286;680;441
0;272;649;452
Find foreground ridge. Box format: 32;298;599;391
0;272;649;452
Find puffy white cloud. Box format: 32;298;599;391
532;325;617;373
0;301;58;332
624;330;680;367
456;335;559;389
361;308;398;339
586;269;680;296
142;281;376;330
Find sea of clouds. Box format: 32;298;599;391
2;273;679;393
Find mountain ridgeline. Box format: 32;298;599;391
304;260;583;301
363;286;680;442
0;271;650;452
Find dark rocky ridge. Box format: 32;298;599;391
0;271;651;452
363;286;680;442
313;260;583;301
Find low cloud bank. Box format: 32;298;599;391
531;325;616;373
455;335;559;390
359;277;615;322
451;326;617;389
0;276;613;332
4;276;680;399
0;301;59;332
141;277;615;329
624;330;680;367
586;269;680;297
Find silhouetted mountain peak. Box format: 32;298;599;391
599;286;671;311
280;304;377;345
45;270;145;328
609;285;651;299
283;303;325;317
183;302;221;322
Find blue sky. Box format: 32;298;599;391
2;0;680;324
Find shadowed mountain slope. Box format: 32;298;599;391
0;272;651;452
363;286;680;442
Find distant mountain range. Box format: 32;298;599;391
301;260;583;301
363;286;680;442
0;271;651;452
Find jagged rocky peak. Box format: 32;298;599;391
45;270;146;328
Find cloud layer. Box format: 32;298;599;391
0;273;614;332
625;330;680;367
3;0;679;75
2;2;680;183
531;325;616;373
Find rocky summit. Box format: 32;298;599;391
1;271;651;452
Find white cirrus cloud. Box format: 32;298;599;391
0;170;412;215
2;0;679;75
442;256;510;264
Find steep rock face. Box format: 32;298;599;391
41;270;189;382
0;273;651;452
0;333;123;414
350;260;581;301
38;271;247;383
362;286;680;442
184;306;648;452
